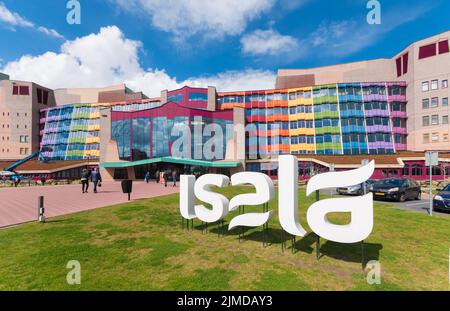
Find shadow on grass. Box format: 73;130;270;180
188;219;382;267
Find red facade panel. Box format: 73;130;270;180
419;43;437;59
396;57;402;77
438;40;449;54
402;53;409;75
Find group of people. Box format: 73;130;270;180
80;167;102;194
145;170;178;187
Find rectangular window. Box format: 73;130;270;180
419;43;437;59
431;114;439;125
422;116;430;126
431;97;438;108
431;80;438;90
402;53;409;74
37;88;43;104
422;81;429;92
443;97;449;107
439;40;449;54
12;85;19;95
422;98;429;109
188;92;208;102
396;57;402;77
43;90;49;105
444;133;449;142
443;80;448;88
19;86;29;95
423;133;429;143
431;133;439;142
443;115;449;125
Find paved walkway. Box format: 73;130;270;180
0;181;179;228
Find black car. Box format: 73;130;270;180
371;178;421;202
433;184;450;212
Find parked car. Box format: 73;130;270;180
371;178;421;202
433;184;450;212
337;180;377;195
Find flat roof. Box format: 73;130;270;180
100;157;242;168
2;160;97;174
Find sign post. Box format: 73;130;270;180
425;151;439;216
362;159;370;195
329;163;335;197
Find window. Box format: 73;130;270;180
37;88;42;104
443;97;449;107
443;80;448;88
444;134;449;142
19;135;29;143
423;133;430;143
412;164;423;176
422;99;430;109
439;40;450;54
431;80;439;90
402;164;410;176
188;92;208;102
19;86;29;95
396;57;402;77
402;53;409;74
422;116;430;126
431;132;439;142
431;97;438;108
422;81;429;92
431;115;439;125
443;115;449;125
419;43;437;59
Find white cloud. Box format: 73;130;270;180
37;26;65;39
0;2;33;27
2;26;275;97
241;29;299;57
112;0;275;41
0;2;63;39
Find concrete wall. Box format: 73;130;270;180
54;84;126;105
0;80;55;160
277;30;450;152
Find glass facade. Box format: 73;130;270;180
40;100;161;161
40;83;407;163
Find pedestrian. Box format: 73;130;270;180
155;170;160;183
159;171;165;185
81;168;90;193
144;171;151;183
172;170;177;187
91;167;102;194
163;170;169;187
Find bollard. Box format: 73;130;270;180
38;196;46;223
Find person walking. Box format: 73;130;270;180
144;171;151;183
163;170;169;187
155;170;160;183
91;168;102;194
172;170;177;187
159;171;165;186
81;168;90;193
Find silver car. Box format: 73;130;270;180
337;180;376;195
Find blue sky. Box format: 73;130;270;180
0;0;449;96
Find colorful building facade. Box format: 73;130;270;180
39;82;408;165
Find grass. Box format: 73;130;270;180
0;187;449;291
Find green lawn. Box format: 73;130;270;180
0;187;449;291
